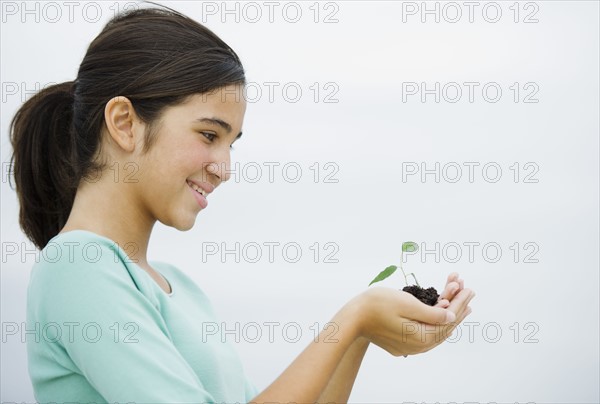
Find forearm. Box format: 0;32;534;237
249;306;361;403
317;336;370;403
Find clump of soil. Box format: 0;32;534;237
402;285;439;306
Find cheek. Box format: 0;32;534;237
166;145;212;185
143;131;211;187
179;146;210;171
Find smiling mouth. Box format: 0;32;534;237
187;180;207;197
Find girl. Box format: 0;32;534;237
10;4;475;403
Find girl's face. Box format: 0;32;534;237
134;84;246;230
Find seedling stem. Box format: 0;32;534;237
367;241;421;287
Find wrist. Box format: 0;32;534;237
355;335;370;348
331;298;363;345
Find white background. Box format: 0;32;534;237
1;1;599;403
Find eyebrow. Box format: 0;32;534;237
195;117;243;140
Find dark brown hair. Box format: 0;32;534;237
9;4;245;250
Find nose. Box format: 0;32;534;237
205;149;232;185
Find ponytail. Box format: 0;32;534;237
9;82;78;250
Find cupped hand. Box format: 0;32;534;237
350;273;474;357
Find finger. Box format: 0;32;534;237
430;301;475;349
458;278;464;290
435;299;450;308
400;293;456;325
446;272;459;285
439;281;460;301
438;304;473;343
454;305;472;325
447;288;475;317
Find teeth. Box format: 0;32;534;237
188;181;206;197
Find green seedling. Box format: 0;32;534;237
368;241;420;287
368;241;440;306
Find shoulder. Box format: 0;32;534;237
28;230;143;314
31;230;126;281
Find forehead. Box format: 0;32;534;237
159;85;246;137
187;85;247;116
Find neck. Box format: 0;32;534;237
60;176;155;268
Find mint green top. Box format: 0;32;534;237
26;230;258;403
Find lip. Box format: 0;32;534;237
187;178;214;196
188;181;208;209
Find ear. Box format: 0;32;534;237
104;96;143;153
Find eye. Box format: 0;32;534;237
201;132;216;141
201;131;236;151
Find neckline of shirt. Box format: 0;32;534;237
50;229;175;297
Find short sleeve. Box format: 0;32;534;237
29;241;217;403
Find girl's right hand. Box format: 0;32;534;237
344;284;475;357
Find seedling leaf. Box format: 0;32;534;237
402;242;418;253
368;265;397;286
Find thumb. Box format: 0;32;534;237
402;295;456;324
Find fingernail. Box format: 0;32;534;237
445;311;456;324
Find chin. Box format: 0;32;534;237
160;214;197;232
176;218;196;231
